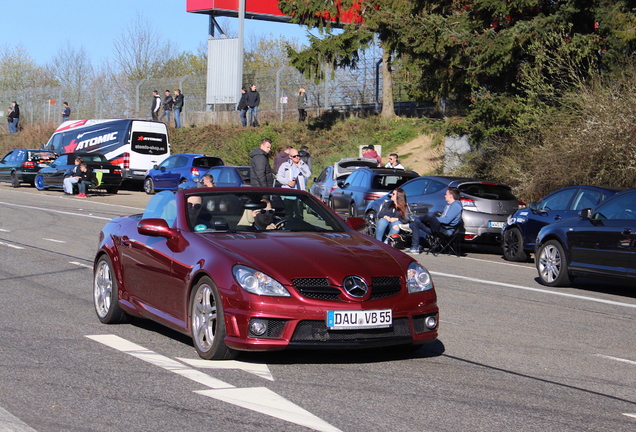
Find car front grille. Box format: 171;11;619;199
290;318;411;342
291;276;402;301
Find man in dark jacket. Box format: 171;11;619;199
245;84;260;127
237;87;248;127
173;89;184;128
249;138;273;187
159;90;173;124
298;146;312;172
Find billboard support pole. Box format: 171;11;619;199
238;0;245;102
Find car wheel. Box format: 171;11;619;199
10;172;19;188
536;240;571;287
144;177;155;194
349;202;358;217
503;227;528;262
93;255;129;324
190;277;237;360
364;211;377;237
34;174;46;191
106;187;119;194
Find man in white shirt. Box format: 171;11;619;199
385;153;405;169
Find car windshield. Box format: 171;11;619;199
182;190;347;233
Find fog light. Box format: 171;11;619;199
424;315;437;330
249;319;267;336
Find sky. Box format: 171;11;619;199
10;0;311;66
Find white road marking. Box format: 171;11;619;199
623;413;636;419
0;405;39;432
457;255;532;269
86;335;234;389
0;201;111;221
87;335;341;431
42;238;66;243
69;261;92;269
594;354;636;366
196;387;343;432
0;241;24;250
430;271;636;310
178;358;274;381
0;228;10;232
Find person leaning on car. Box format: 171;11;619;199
76;163;97;198
63;157;84;195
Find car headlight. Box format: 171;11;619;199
407;262;434;294
233;265;290;297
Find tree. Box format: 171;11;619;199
0;44;53;92
49;43;95;111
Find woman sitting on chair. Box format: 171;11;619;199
375;188;409;243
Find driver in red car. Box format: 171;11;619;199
252;198;276;230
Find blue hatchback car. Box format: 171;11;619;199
502;185;624;261
144;154;224;194
179;166;251;189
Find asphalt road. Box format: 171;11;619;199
1;184;635;432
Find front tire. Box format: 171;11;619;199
503;227;528;262
536;240;571;287
93;255;129;324
144;177;155;194
34;174;46;191
106;187;119;194
190;277;237;360
10;172;19;188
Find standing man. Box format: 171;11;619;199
61;102;71;123
385;153;404;169
276;147;312;219
173;89;184;128
237;87;248;127
274;145;293;173
298;145;312;173
159;90;173;124
249;138;274;187
151;90;161;121
7;106;16;133
11;102;20;133
245;84;260;127
297;87;308;122
364;144;382;166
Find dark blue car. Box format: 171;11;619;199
535;188;636;287
144;154;224;194
502;185;623;261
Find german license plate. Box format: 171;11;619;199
94;168;109;173
133;170;145;175
326;309;392;330
489;221;505;228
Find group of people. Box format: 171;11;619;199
6;101;20;133
375;186;462;254
237;85;310;127
62;157;97;198
360;145;405;169
248;139;312;191
152;89;184;128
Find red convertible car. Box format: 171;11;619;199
93;188;439;359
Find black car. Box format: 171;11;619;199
0;148;56;187
35;152;123;194
535;188;636;287
329;167;419;216
365;176;521;244
310;157;379;204
502;185;623;261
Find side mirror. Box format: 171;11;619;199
337;180;345;188
153;164;159;170
528;202;538;211
138;218;177;239
579;208;592;219
345;216;366;232
313;177;318;182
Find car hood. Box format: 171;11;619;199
200;231;410;285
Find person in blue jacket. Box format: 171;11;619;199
405;187;462;254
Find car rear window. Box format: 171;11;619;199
459;183;517;200
29;151;56;161
372;174;417;191
83;154;108;162
194;157;224;168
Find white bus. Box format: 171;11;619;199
44;119;171;181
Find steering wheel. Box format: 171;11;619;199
274;217;293;230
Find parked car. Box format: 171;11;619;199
365;176;523;244
0;148;56;187
34;152;123;194
310;157;379;204
330;167;419;216
502;185;623;261
179;166;250;189
92;187;439;360
144;154;224;194
535;188;636;287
